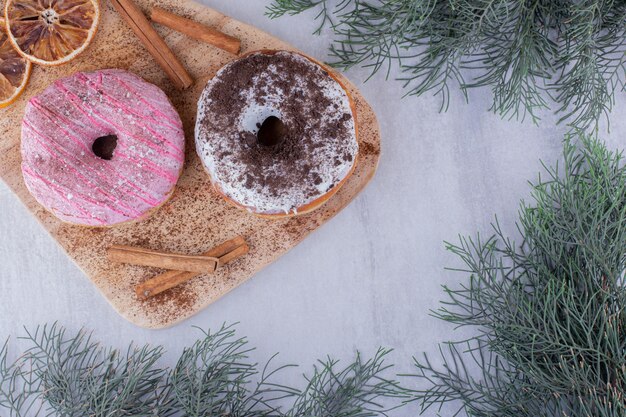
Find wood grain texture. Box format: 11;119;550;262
0;0;381;328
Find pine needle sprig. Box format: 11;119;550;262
0;324;410;416
21;323;171;417
0;339;42;417
410;137;626;416
168;323;294;417
267;0;352;34
286;348;410;417
266;0;330;17
266;0;626;132
552;0;626;131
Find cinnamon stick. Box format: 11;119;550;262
150;7;241;55
134;236;249;300
110;0;193;89
108;245;220;273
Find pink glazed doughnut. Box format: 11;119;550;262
20;69;185;227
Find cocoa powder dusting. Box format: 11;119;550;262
142;282;198;320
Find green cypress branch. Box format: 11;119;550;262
0;339;42;417
411;137;626;416
22;323;171;416
266;0;626;132
286;348;410;417
168;323;291;417
0;324;409;417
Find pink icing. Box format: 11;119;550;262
20;69;185;227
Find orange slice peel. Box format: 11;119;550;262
4;0;100;66
0;16;31;108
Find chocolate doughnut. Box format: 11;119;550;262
195;50;359;217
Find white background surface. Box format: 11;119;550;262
1;1;624;415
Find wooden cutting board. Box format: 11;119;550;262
0;0;380;328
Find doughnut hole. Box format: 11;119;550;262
239;104;287;148
92;134;118;160
257;116;286;147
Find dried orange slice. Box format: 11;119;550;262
0;17;31;108
4;0;99;66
